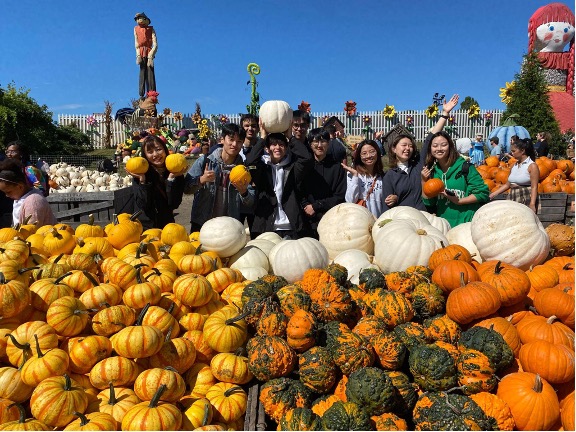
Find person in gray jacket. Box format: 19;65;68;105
185;123;255;232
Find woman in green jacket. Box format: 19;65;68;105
421;131;489;228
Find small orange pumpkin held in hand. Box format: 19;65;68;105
423;178;445;198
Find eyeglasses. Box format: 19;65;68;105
360;150;378;157
5;150;18;155
292;123;309;129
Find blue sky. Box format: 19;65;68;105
2;0;573;118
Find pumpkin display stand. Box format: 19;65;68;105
493;192;571;227
47;188;134;228
244;381;269;431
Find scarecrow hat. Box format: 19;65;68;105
134;12;151;23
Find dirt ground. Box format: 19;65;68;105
174;193;193;230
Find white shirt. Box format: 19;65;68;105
345;173;384;217
508;157;534;186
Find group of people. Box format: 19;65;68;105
124;93;536;238
0;96;549;236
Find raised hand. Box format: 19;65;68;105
200;163;215;184
341;163;358;177
442;94;459;114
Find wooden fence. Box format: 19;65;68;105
58;109;504;149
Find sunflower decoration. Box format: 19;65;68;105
499;81;515;105
173;112;184;121
363;115;371;124
382;104;396;119
361;116;373;139
344;100;357;117
425;104;438;119
321;115;330;125
220;114;229;124
484;111;493;127
406;115;414;126
298;101;311;113
163;107;172;116
192;113;202;124
448;115;456;125
467;103;480;119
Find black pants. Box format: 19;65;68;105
139;60;156;98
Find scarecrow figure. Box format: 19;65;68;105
528;2;575;132
134;12;158;99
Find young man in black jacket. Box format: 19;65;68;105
301;128;346;238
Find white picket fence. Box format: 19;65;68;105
58;109;504;149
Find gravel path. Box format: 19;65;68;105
174;193;193;230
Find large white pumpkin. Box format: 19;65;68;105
373;219;448;273
471;200;550;270
255;232;283;245
446;222;483;263
271;238;329;283
259;100;293;133
228;246;270;272
420;211;451;235
317;203;376;259
199;217;247;258
333;249;380;285
234;266;268;281
372;206;431;240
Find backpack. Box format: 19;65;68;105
455;160;472;185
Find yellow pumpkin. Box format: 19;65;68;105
165;154;188;173
229;165;251;186
126;157;149;174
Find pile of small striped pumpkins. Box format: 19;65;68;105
0;213;258;431
477;156;575;194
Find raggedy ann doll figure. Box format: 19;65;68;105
134;12;158;99
528;2;575;132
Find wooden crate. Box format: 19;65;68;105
47;187;134;228
565;194;574;226
244;381;268;431
537;193;568;227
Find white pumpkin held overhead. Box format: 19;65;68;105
317;203;376;259
258;100;293;133
470;200;550;270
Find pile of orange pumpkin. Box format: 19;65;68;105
0;212;573;431
477;156;575;194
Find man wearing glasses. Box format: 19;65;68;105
291;110;311;146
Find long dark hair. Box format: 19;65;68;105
424;131;459;169
388;134;419;168
353;140;384;176
0;158;27;185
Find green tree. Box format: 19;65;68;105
503;53;562;156
459;96;479;112
0;82;91;154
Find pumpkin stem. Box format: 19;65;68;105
136;242;148;259
459;272;465;288
130;210;143;222
164;366;178;373
8;403;26;424
494;261;503;274
546;315;558;324
6;333;29;351
167;302;175;315
443;397;461;415
51;228;63;239
53;253;65;264
0;272;5;285
88;214;95;226
453;252;462;260
54;271;74;284
33;334;45;358
144;268;161;280
148;384;166;408
135;266;143;284
76;237;85;247
81;270;100;287
563;263;573;270
225;310;249;325
201;402;210;427
164;327;173;343
533;374;543;393
224;386;242;397
234;346;247;357
18;266;39;275
63;373;72;391
74;412;90;427
135;303;151;325
108;382;117;405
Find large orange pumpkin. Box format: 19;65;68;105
519;340;575;384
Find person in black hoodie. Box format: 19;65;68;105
127;135;186;229
300;128;346;238
245;126;313;240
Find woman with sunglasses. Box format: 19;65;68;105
0;158;56;226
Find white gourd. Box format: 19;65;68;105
255;232;283;245
333;249;380;285
245;239;276;257
258;100;293;133
234;266;268;281
372;206;431;241
271;238;329;283
228;246;270;272
317;203;376;259
373;219;448;273
445;222;483;263
420;211;451;235
199;216;247;258
470;200;550;270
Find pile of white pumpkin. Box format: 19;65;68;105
197;200;551;286
48;162;133;194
